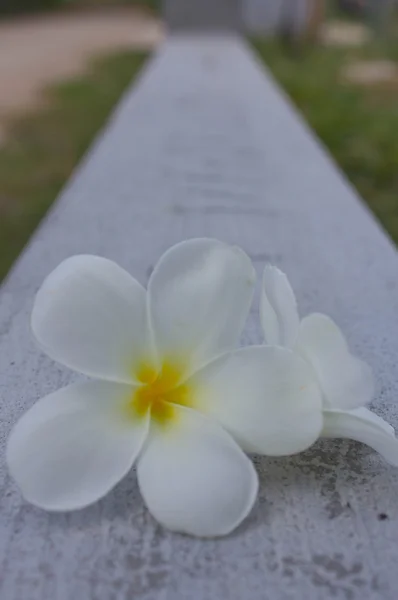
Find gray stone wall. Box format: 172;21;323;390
164;0;243;31
243;0;310;35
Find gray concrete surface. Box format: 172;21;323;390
1;35;398;599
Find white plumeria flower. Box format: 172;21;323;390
7;239;322;537
261;265;398;466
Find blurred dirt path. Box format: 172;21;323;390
0;8;164;139
320;20;371;46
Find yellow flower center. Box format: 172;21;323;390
127;361;192;427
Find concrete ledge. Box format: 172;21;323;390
1;35;398;600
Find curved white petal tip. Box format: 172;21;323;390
297;314;374;410
322;407;398;466
7;382;148;510
190;345;323;457
137;406;258;537
261;265;300;348
31;255;149;383
148;238;256;375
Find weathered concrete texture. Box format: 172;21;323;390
1;35;398;599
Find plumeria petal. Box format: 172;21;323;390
296;313;374;409
7;381;149;510
261;265;300;348
31;255;152;383
322;408;398;466
137;406;258;537
189;346;323;456
148;239;255;376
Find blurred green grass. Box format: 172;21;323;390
252;36;398;246
0;50;147;281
